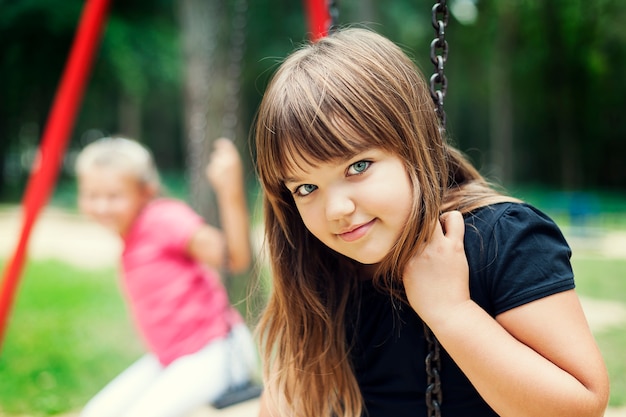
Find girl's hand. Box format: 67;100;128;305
404;211;609;416
201;137;251;273
403;211;470;326
205;138;244;199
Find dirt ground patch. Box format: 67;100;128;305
0;206;120;270
579;296;626;333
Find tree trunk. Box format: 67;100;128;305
488;2;515;186
177;0;226;224
118;92;142;140
544;2;579;189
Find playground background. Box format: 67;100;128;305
2;0;626;205
1;0;626;416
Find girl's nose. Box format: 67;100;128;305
93;197;110;215
325;187;356;221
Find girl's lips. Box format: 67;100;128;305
338;219;375;242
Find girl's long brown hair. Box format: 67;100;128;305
254;28;515;417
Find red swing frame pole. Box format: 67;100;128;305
304;0;332;41
0;0;111;350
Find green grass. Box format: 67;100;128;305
595;326;626;407
0;256;262;416
0;253;624;414
0;259;142;416
573;257;626;303
572;256;626;407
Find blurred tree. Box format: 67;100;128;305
1;0;625;202
511;0;626;189
0;1;83;199
0;0;182;201
487;0;515;185
177;0;223;222
82;0;182;168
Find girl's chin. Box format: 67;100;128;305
96;220;122;234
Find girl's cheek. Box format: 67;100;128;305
77;195;94;217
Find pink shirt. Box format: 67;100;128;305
121;199;242;366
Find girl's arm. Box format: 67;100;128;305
403;211;609;417
187;138;251;273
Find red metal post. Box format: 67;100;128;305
304;0;332;41
0;0;112;350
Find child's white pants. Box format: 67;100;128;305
80;324;257;417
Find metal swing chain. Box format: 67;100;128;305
220;0;247;297
429;0;449;130
218;0;246;284
425;2;448;417
423;321;443;417
221;0;247;142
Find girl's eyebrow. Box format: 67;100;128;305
282;167;314;185
281;148;376;185
282;176;302;186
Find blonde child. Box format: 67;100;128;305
253;28;609;417
75;137;257;417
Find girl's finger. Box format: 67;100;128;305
440;210;465;240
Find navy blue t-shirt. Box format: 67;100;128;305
347;202;575;417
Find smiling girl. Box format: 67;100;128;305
75;137;257;417
253;28;609;417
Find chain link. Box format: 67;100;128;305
429;0;449;129
221;0;247;141
424;322;442;417
425;3;448;415
182;0;219;213
425;5;448;415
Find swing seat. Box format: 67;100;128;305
211;381;263;409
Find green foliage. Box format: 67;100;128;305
0;260;142;416
99;12;181;98
1;0;626;202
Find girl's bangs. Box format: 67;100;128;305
258;34;406;199
268;98;373;192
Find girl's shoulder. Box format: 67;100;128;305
142;198;197;220
463;201;570;263
133;198;203;234
464;201;560;235
125;198;204;249
464;202;574;316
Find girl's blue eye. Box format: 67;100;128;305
295;184;317;196
348;160;371;175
